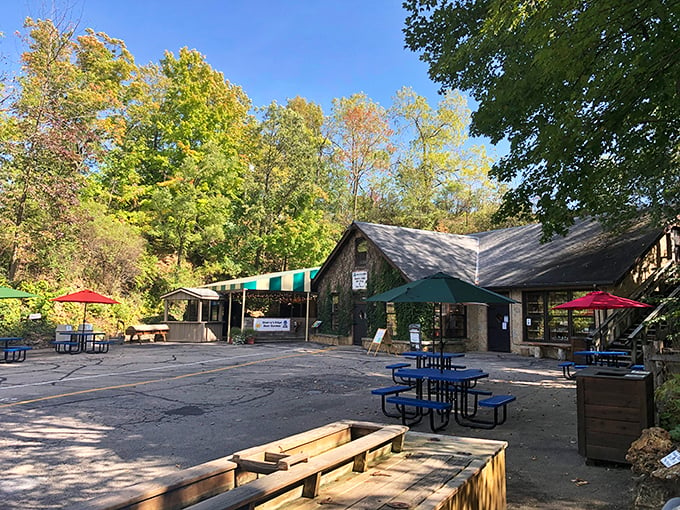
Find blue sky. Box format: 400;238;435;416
2;0;503;156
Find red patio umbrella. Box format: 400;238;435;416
553;291;652;353
52;289;120;328
552;291;652;310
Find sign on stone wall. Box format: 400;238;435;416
352;270;368;290
254;318;291;331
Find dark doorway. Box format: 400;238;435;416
352;303;367;346
487;303;511;352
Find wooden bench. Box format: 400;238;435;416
385;396;452;432
126;324;169;343
371;385;413;418
186;423;408;510
3;346;31;362
73;422;508;510
70;457;238;510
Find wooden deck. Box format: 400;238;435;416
269;432;507;510
75;421;507;510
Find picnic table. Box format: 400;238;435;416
0;337;31;362
373;364;517;432
53;331;107;354
400;350;465;370
573;350;628;367
389;367;493;431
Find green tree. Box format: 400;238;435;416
238;100;337;273
0;18;135;281
403;0;680;239
101;48;251;273
328;93;394;223
390;86;499;231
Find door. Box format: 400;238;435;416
353;303;368;346
487;303;511;352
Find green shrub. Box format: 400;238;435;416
655;374;680;435
230;327;245;344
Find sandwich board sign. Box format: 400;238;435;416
367;328;388;355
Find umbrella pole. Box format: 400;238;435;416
439;303;444;372
82;303;88;330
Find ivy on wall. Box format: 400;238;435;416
318;293;333;334
317;286;352;336
366;262;434;342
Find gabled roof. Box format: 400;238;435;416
353;222;478;282
161;287;220;301
313;219;664;290
472;219;662;288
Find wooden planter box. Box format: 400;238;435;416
576;366;654;464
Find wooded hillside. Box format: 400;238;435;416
0;17;507;334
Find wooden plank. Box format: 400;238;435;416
186;425;408;510
584;429;638;450
232;421;354;464
273;432;506;510
71;457;238;510
275;452;309;470
583;416;645;436
584;403;644;421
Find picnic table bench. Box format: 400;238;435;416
52;340;81;354
4;345;32;362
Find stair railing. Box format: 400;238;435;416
588;261;676;351
626;284;680;361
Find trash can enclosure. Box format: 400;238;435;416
576;366;654;464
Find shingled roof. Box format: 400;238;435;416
315;219;663;290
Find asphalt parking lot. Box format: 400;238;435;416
0;342;632;509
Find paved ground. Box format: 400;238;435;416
0;342;633;509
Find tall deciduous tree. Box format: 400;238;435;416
404;0;680;239
328;93;394;223
390;86;498;231
101;48;251;274
238;100;337;273
0;18;135;281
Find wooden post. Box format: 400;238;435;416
305;291;310;342
241;288;246;331
227;293;233;342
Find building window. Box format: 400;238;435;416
524;290;595;343
203;301;220;322
355;238;368;267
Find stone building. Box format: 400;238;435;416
311;219;677;358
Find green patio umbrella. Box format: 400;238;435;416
0;286;38;299
367;272;517;361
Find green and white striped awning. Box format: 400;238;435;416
202;267;319;293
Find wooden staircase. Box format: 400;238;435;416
598;264;680;366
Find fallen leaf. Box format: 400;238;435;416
371;471;392;477
571;478;589;486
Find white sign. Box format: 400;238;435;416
352;271;368;290
372;328;387;344
661;449;680;468
254;318;290;332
